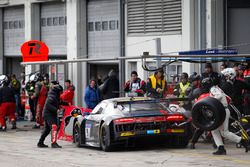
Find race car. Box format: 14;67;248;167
64;97;192;151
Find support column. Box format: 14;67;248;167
206;0;224;71
67;0;87;106
181;0;198;75
0;8;3;74
24;1;40;79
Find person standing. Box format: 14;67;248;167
201;63;221;86
33;76;49;129
124;71;146;97
101;70;119;99
10;74;21;118
173;73;190;98
147;69;167;98
37;84;63;148
0;75;16;131
84;80;101;109
60;80;75;105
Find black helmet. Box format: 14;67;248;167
0;75;9;86
189;72;200;82
71;108;82;116
52;84;63;92
201;77;213;90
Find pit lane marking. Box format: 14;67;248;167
168;151;250;166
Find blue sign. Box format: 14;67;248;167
179;49;238;55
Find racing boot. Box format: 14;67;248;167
189;142;195;149
32;124;40;129
240;139;250;153
1;126;6;132
51;143;62;148
51;124;62;148
37;142;48;148
11;121;16;129
213;146;226;155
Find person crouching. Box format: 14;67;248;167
37;84;63;148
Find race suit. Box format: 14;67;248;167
35;83;48;126
0;85;16;128
210;86;241;146
124;78;146;97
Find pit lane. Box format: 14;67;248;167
0;121;249;167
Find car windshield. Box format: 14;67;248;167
119;102;167;112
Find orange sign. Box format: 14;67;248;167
21;40;49;62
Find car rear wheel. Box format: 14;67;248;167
192;97;226;131
100;123;113;152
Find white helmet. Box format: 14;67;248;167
0;75;8;86
221;68;236;80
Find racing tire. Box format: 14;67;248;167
100;123;113;152
73;122;83;147
192;97;226;131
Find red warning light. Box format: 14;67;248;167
21;40;49;62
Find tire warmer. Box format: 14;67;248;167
51;124;58;144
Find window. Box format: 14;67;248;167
127;0;182;35
4;21;8;29
47;17;52;26
88;22;94;31
109;20;116;30
53;17;59;26
59;17;65;25
95;21;101;31
41;18;46;27
14;21;19;29
102;21;108;31
9;21;14;29
19;20;24;28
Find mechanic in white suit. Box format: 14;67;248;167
209;68;249;155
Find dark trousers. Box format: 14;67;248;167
191;128;204;143
38;116;58;144
29;97;36;121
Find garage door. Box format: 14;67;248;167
88;0;120;59
41;2;67;56
3;6;25;56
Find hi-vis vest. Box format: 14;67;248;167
179;82;190;98
149;75;165;90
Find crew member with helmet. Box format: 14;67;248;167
0;75;16;131
200;77;250;155
220;68;250;115
189;77;213;149
33;74;49;129
37;83;64;148
124;71;146;97
185;72;201;100
147;68;167;98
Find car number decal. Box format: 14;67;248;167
85;124;92;138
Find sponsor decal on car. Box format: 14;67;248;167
166;129;184;133
146;129;160;134
120;131;135;137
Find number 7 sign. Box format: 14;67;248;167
21;40;49;62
